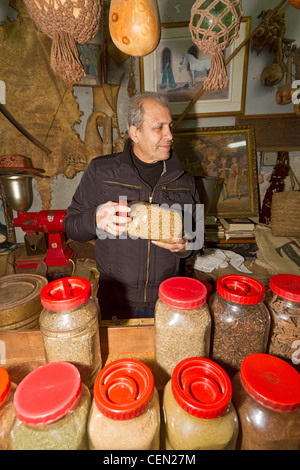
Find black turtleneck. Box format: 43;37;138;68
131;150;164;189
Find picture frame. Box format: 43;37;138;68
77;43;101;86
173;126;259;218
140;18;250;119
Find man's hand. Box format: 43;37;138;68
96;201;131;236
151;237;189;253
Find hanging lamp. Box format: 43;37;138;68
23;0;101;87
189;0;243;91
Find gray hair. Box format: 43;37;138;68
127;92;170;131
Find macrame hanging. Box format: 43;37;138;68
189;0;243;91
23;0;101;87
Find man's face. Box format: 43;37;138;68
130;100;174;164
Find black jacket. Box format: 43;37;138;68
63;139;203;309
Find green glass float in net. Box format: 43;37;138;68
189;0;243;90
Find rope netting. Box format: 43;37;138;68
189;0;243;90
23;0;101;86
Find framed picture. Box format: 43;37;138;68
77;43;100;86
173;126;259;218
140;18;250;119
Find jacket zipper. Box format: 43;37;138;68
144;171;184;302
103;180;142;189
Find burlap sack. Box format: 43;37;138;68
255;225;300;275
271;190;300;238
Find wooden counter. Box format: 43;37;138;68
0;322;155;385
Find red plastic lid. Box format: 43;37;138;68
159;277;207;309
13;362;82;426
240;354;300;413
171;357;232;419
93;359;154;420
40;277;91;310
216;275;266;305
0;367;11;406
269;274;300;302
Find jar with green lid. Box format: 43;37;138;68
154;277;211;390
0;367;17;450
10;362;91;450
265;274;300;372
232;353;300;450
88;359;160;450
209;275;271;376
162;357;238;450
39;276;101;388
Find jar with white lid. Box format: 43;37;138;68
10;362;91;450
209;275;271;376
0;367;17;450
232;353;300;450
88;358;160;450
39;276;101;388
154;276;211;390
265;274;300;372
162;357;238;450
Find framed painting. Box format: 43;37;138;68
140;18;250;119
173;126;259;218
77;43;100;86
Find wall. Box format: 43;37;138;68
0;0;299;241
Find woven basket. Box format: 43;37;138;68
271;190;300;238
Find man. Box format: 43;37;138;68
63;92;204;319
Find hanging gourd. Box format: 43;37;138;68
23;0;101;87
287;0;300;9
189;0;243;91
109;0;160;57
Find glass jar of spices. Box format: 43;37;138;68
265;274;300;372
10;362;91;450
232;353;300;450
209;275;270;376
39;276;101;389
154;277;211;390
0;367;17;450
162;357;239;450
88;359;160;450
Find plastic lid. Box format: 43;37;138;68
216;275;266;305
93;359;154;420
13;362;82;426
40;277;91;310
0;367;11;406
240;354;300;413
269;274;300;302
159;277;207;309
171;357;232;419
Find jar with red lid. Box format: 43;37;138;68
39;277;101;388
87;359;160;450
265;274;300;372
209;275;270;376
154;277;211;390
232;353;300;450
162;357;238;450
10;362;91;450
0;367;17;450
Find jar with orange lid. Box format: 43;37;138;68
39;276;101;388
87;359;160;450
10;362;91;450
154;277;211;389
209;275;271;376
265;274;300;371
162;357;238;450
0;367;17;450
232;353;300;450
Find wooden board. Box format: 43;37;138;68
0;325;155;384
236;114;300;152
